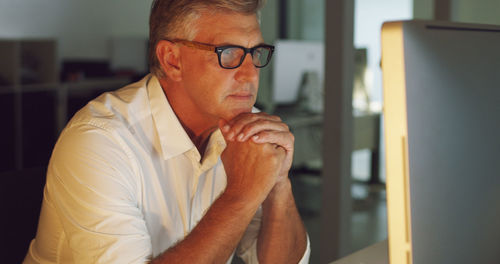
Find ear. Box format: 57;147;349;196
156;40;182;82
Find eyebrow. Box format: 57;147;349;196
209;34;266;48
174;39;269;49
216;42;267;47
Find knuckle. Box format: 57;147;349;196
231;123;245;133
281;122;289;131
249;113;260;121
259;130;270;138
262;143;275;154
258;112;281;122
240;124;252;134
241;122;260;135
262;119;273;126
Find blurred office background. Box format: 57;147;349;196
1;0;499;263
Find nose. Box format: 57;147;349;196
234;53;259;83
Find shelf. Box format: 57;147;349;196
0;39;136;172
0;39;57;88
0;78;131;172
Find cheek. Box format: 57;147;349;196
200;69;235;94
182;56;238;103
189;72;229;107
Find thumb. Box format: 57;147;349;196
218;119;231;134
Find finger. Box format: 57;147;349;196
218;119;231;134
258;135;294;177
236;119;289;142
252;130;294;153
225;113;258;140
227;113;282;141
274;144;287;156
228;111;279;124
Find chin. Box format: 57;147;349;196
223;107;253;121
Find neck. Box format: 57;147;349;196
182;124;217;157
159;78;218;156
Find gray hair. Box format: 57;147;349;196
148;0;266;78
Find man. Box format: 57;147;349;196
24;0;309;263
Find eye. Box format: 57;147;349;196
255;47;268;55
220;47;244;67
253;47;271;66
222;47;240;59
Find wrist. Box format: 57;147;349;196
220;185;264;212
262;178;293;210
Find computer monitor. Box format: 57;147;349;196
272;40;324;104
381;20;500;264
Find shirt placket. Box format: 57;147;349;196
186;149;203;231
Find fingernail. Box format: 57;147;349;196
237;133;244;141
252;135;259;141
222;125;230;132
227;132;234;140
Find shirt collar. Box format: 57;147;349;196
200;129;226;170
147;75;195;160
146;75;227;162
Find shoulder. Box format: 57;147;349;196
51;76;158;179
68;75;153;133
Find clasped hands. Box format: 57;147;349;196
219;112;294;203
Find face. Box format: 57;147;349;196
177;11;263;123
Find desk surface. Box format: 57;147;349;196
330;240;388;264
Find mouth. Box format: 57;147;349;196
227;93;254;100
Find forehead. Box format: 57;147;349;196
193;11;263;46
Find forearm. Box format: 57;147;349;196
257;179;308;264
152;190;262;264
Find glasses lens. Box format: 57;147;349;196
220;47;245;68
252;47;272;67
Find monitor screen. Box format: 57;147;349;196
272;40;324;104
382;20;500;264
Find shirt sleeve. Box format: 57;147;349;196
47;123;152;263
236;207;311;264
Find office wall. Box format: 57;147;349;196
286;0;324;41
0;0;277;110
414;0;435;19
414;0;500;25
452;0;500;25
0;0;152;60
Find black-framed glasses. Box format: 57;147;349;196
166;39;275;69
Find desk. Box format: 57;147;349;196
330;240;388;264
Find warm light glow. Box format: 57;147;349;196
381;21;413;264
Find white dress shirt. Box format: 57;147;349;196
24;75;310;263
